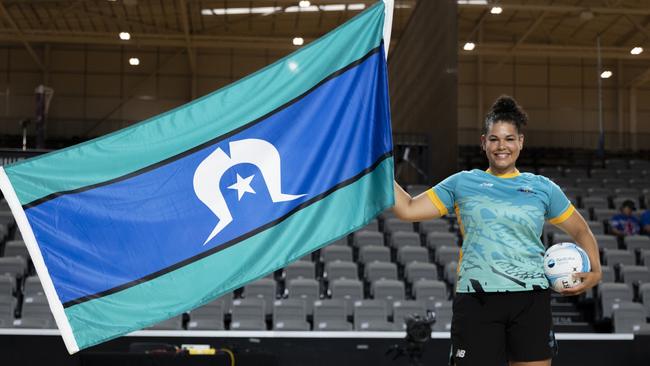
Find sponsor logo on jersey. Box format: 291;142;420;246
517;186;535;194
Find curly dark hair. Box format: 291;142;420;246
484;95;528;134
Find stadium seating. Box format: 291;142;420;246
358;246;390;265
3;240;28;261
287;278;320;315
419;220;450;235
330;278;363;315
612;302;648;333
594;235;618;251
384;219;415;234
392;300;427;330
313;299;351;330
353;300;392;331
431;300;453;331
599;283;634;319
371;279;405;303
426;232;457;250
321;246;353;263
283;260;315;281
602;249;635;267
413;279;447;310
22;276;44;297
243;278;277;315
0;257;27;279
1;155;649;334
396;246;429;266
324;261;358;282
272;299;309;331
187;299;225;330
624;236;650;253
390;231;420;249
404;262;438;284
352;231;384;248
230;298;266;330
0;274;15;296
365;262;398;283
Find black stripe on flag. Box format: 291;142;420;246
62;151;392;308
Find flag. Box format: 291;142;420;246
0;1;394;353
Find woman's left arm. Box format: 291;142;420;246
553;210;602;296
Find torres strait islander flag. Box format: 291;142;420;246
0;1;395;353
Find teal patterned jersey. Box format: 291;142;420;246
427;169;574;293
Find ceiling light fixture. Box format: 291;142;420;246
631;47;644;55
347;4;366;10
600;70;612;79
129;57;140;66
463;42;476;51
119;32;131;40
203;4;367;15
490;6;502;15
211;7;282;15
293;37;304;46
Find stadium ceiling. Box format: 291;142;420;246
0;0;415;51
459;0;650;62
0;1;649;68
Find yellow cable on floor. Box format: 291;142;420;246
218;348;235;366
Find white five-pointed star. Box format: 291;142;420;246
228;174;256;200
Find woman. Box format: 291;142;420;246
393;96;602;366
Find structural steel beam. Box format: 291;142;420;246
461;42;650;60
0;2;45;71
458;3;650;16
0;30;300;50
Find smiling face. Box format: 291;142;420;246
480;121;524;175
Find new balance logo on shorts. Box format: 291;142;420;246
455;349;466;358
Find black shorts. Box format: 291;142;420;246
449;290;557;366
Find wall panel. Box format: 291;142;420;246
459;55;650;150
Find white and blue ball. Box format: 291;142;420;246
543;242;591;292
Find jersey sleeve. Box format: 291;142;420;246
427;173;460;217
545;178;575;224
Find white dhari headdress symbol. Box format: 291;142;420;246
193;138;305;244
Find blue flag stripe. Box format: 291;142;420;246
22;45;383;211
60;151;391;308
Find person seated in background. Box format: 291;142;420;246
640;206;650;236
609;200;641;237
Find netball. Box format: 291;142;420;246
544;243;592;292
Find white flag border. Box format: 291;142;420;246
0;167;79;353
383;0;394;57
